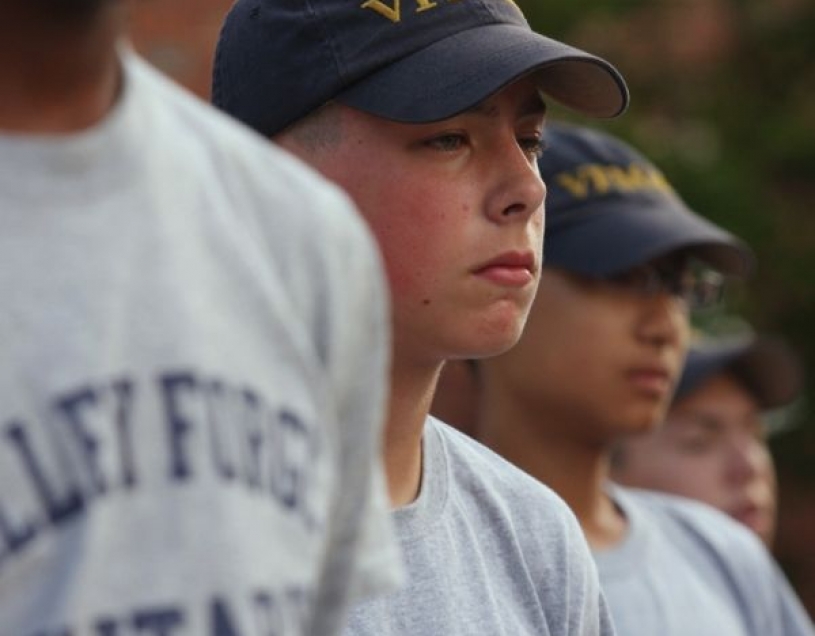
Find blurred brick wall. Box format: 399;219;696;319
128;0;234;98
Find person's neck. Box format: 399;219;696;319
478;394;627;550
382;356;442;509
0;5;125;133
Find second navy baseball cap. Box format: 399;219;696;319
675;335;804;410
212;0;629;137
539;123;754;278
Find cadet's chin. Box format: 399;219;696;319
618;405;668;438
468;324;527;361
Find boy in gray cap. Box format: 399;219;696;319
214;1;628;634
474;122;814;634
613;332;804;547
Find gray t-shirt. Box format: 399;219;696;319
596;486;814;635
345;417;615;636
0;50;401;636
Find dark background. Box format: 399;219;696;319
128;0;815;615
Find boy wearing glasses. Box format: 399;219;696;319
467;123;814;634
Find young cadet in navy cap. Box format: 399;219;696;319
474;122;815;635
613;332;805;548
213;1;629;634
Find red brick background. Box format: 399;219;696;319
128;0;232;99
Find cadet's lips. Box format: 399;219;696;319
626;365;672;397
473;251;536;287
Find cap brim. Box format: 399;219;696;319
543;197;755;278
335;23;628;121
675;336;804;409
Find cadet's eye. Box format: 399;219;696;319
425;133;467;152
676;433;717;455
519;136;547;160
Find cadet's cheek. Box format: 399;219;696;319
370;200;454;297
375;222;438;297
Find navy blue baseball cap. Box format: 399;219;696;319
540;123;754;278
212;0;629;137
675;335;804;410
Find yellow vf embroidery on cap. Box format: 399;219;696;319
556;163;673;199
361;0;520;24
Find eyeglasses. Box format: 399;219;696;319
605;261;725;309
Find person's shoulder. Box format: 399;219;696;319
127;50;376;256
618;486;744;532
429;418;595;578
619;486;744;529
429;417;573;511
617;486;772;565
127;53;262;151
613;490;814;632
127;51;354;209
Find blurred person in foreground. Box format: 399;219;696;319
613;333;805;548
0;1;402;634
472;122;814;634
